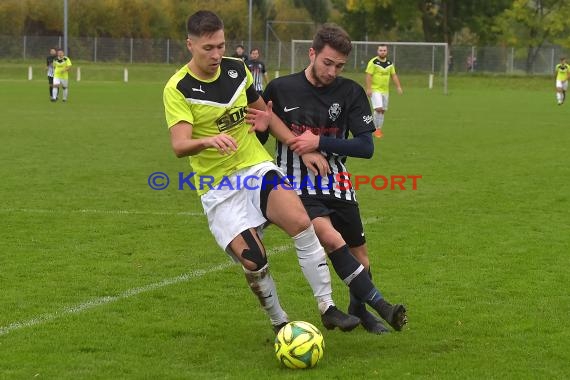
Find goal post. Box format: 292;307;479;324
291;40;449;95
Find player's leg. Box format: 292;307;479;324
51;78;60;101
556;80;564;105
261;171;360;331
227;229;289;332
62;79;69;102
48;76;53;98
563;81;568;104
201;180;289;333
311;216;405;331
370;92;385;138
319;200;407;331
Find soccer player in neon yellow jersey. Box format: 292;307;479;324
51;48;72;102
365;44;403;138
162;10;360;334
555;57;568;105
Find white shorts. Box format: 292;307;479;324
53;78;69;87
200;161;285;259
556;80;568;90
370;92;389;110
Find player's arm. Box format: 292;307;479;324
169;122;237;158
365;73;373;97
392;73;403;94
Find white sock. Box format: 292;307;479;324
377;112;384;129
243;264;288;326
63;88;68;100
52;87;58;99
293;224;334;314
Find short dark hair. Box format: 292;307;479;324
312;23;352;56
187;10;224;38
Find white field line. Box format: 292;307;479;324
0;215;381;337
0;208;203;217
0;245;293;337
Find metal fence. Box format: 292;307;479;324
2;35;568;75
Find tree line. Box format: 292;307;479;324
2;0;570;70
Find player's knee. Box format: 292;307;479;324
287;211;312;236
318;227;345;252
240;230;267;271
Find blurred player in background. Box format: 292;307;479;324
246;48;269;96
232;44;248;62
51;48;72;102
46;47;56;100
555;57;568;105
365;44;403;138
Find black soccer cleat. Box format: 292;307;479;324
272;321;288;334
383;304;408;331
349;305;389;334
321;306;360;332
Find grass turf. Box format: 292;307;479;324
1;65;569;378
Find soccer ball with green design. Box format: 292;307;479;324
274;321;324;369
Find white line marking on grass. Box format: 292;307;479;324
0;208;203;217
0;245;292;337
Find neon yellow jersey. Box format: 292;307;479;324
163;57;272;196
53;56;72;80
365;56;396;94
556;63;568;81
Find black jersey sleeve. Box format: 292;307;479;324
318;132;373;158
347;84;375;136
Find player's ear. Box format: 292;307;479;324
186;38;193;52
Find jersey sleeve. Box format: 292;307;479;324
66;58;72;67
163;84;193;128
365;58;375;75
347;84;375;136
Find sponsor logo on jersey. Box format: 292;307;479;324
228;69;238;79
284;106;300;112
216;106;246;132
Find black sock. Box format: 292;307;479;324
329;245;382;304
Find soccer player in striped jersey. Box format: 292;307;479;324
246;48;268;95
555;57;568;105
365;44;403;138
51;48;72;102
46;48;56;99
254;24;407;334
163;10;360;334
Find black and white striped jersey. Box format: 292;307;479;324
263;71;375;203
246;59;266;92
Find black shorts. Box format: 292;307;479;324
300;196;365;247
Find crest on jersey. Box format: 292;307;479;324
328;103;341;121
228;69;238;79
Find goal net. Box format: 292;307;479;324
291;40;449;94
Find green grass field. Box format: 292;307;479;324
1;63;569;379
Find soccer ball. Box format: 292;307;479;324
274;321;324;369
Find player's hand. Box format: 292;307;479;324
246;100;273;133
207;133;238;155
301;152;330;177
366;89;372;97
288;130;319;155
397;87;403;95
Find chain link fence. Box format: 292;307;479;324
2;35;568;75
